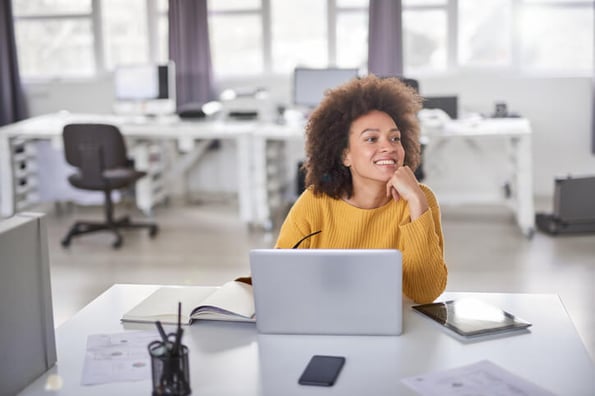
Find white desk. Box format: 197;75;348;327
0;113;534;235
18;284;595;395
422;118;535;237
0;113;257;222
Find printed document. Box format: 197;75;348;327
82;331;157;385
402;360;556;396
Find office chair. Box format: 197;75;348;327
397;77;425;181
398;77;419;94
61;123;158;248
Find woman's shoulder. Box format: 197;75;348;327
291;187;339;214
418;183;439;207
297;186;334;203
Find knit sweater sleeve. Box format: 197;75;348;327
399;185;448;303
274;190;317;249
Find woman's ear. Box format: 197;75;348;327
342;149;351;167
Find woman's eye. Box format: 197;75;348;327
391;136;401;143
365;136;377;142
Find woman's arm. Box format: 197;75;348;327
398;186;448;303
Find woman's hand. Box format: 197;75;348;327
386;166;429;220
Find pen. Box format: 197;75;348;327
172;302;183;356
155;320;168;344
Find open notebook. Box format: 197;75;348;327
121;281;255;325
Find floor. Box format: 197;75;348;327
39;198;595;362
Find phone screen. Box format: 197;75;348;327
298;355;345;386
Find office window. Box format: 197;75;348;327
335;2;368;69
208;0;263;76
13;0;166;79
12;0;595;81
13;0;95;78
155;0;169;63
458;0;512;67
209;15;263;76
518;1;593;73
271;0;326;73
403;9;448;72
102;0;149;68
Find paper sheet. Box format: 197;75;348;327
401;360;556;396
81;331;158;385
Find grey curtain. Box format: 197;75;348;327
0;1;28;126
168;0;214;109
367;0;403;77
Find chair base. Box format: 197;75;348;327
61;215;158;249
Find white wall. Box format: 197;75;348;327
24;73;595;200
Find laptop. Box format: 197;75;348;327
249;249;402;336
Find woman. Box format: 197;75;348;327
275;75;447;303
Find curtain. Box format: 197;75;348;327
168;0;214;109
0;1;28;126
367;0;403;77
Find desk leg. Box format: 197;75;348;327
131;142;154;216
512;135;535;238
236;134;255;226
0;135;15;218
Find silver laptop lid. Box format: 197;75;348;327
250;249;402;336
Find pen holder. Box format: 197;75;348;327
148;341;191;396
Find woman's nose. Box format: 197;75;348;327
379;137;394;151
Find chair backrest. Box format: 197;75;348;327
399;77;419;93
63;123;129;172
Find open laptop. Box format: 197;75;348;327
249;249;402;336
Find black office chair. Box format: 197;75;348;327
61;123;158;248
397;77;425;181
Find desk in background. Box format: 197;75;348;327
422;118;535;237
0;113;534;235
17;284;595;395
0;113;257;222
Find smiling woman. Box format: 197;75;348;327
274;74;448;304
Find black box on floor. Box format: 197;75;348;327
536;175;595;235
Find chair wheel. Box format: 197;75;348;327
112;237;123;249
149;225;159;238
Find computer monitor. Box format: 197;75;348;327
376;74;420;94
293;67;359;109
422;96;458;119
113;61;176;115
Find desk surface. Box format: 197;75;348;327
0;112;262;139
18;284;594;396
0;112;531;139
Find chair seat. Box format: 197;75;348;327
68;168;147;191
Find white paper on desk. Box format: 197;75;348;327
81;331;157;385
402;360;556;396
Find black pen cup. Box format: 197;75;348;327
148;342;191;396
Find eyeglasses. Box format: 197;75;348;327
292;230;321;249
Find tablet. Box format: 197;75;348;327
412;299;532;338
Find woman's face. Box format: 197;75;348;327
342;110;405;189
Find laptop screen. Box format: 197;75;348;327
250;249;403;336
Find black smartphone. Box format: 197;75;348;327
298;355;345;386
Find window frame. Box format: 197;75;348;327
12;0;594;82
13;0;166;81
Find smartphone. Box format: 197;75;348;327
298;355;345;386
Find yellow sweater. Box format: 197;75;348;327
275;185;448;303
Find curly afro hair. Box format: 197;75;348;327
303;74;422;199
